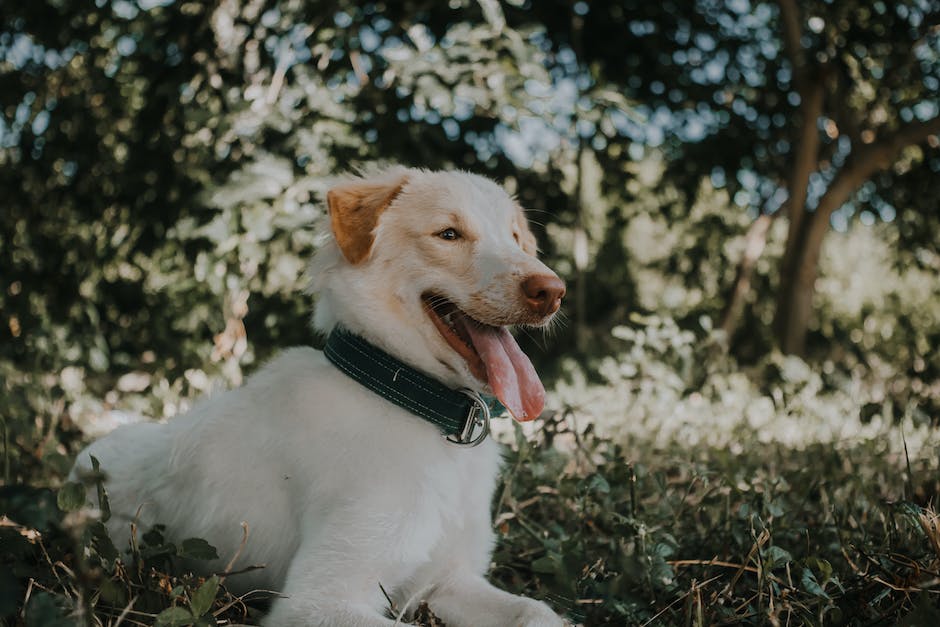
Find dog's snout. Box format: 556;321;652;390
521;274;565;316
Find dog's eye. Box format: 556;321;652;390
437;228;460;241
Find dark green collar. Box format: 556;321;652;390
323;328;504;446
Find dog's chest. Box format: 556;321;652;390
424;439;501;521
383;436;500;545
248;352;503;584
382;438;501;593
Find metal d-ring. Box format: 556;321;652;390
445;389;491;447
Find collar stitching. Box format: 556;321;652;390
334;332;464;409
324;342;458;430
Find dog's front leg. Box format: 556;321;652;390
262;546;400;627
427;571;565;627
264;581;399;627
264;596;397;627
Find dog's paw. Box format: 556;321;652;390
513;599;567;627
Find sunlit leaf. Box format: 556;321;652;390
56;482;86;512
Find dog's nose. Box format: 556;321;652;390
521;274;566;317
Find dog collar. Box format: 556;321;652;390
323;328;505;447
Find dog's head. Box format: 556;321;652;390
310;166;564;421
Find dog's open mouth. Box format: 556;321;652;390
422;293;545;422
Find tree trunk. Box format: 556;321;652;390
773;113;940;355
770;0;940;356
775;210;829;355
719;213;775;343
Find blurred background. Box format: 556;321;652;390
4;0;939;472
3;1;940;624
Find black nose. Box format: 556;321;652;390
521;274;566;316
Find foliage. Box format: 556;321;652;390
493;409;940;625
815;225;940;418
1;463;269;626
3;1;938;456
5;305;940;626
520;0;940;229
3;0;940;625
4;325;940;624
0;0;575;484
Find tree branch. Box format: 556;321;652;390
793;110;940;274
877;113;940;157
787;81;824;220
776;0;824;260
777;0;806;81
816;111;940;220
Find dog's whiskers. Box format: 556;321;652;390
517;326;549;351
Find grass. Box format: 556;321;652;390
491;411;940;625
3;328;940;625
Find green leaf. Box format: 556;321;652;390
154;606;195;627
189;575;220;617
581;474;611;494
56;482;86;512
648;555;675;587
531;553;561;575
800;567;830;600
805;557;833;584
90;455;111;522
140;543;177;561
763;546;793;571
90;521;119;563
178;538;219;561
98;579;126;607
653;541;675;559
142;525;166;546
24;592;71;627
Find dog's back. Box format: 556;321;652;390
72;347;331;591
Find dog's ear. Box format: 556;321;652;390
327;173;408;264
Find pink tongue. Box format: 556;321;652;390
459;321;545;422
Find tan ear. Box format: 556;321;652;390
327;174;408;264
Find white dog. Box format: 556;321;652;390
72;166;567;626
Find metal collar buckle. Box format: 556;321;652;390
445;389;491;447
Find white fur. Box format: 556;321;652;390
72;167;565;626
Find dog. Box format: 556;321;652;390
71;166;567;626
